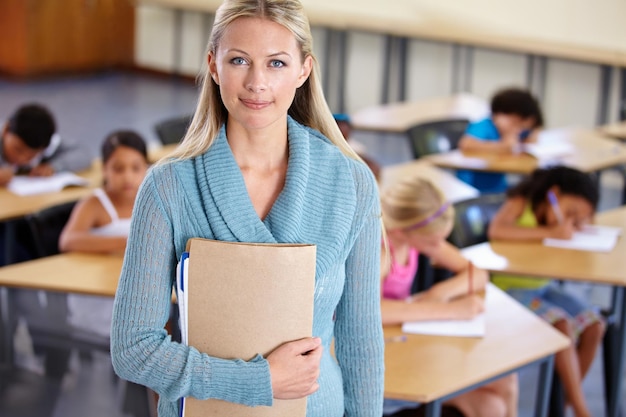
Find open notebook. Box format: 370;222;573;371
8;172;89;196
543;224;622;252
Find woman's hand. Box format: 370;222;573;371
549;218;575;239
0;167;14;186
266;337;322;400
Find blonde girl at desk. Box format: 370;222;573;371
489;166;604;417
59;130;148;336
381;176;518;417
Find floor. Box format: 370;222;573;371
0;70;625;417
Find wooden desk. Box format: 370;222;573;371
380;159;479;203
350;94;489;134
461;207;626;417
385;284;569;417
599;121;626;142
0;253;122;367
426;127;626;175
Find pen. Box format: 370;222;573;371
385;335;407;343
468;260;473;295
547;190;564;224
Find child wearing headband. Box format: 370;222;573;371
381;176;517;417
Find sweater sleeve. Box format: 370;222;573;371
334;163;384;417
110;167;273;406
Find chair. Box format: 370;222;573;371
154;114;193;145
406;118;469;159
447;193;507;249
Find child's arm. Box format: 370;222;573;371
414;241;489;302
458;133;518;154
381;296;484;325
488;196;575;241
59;197;127;254
0;167;13;186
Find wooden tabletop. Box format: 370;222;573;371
384;284;570;402
380;159;479;203
0;253;123;297
0;145;177;223
461;207;626;286
426;127;626;175
350;94;489;133
599;121;626;141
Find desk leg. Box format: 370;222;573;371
534;355;555;417
0;287;14;368
609;286;625;417
4;221;16;265
424;400;443;417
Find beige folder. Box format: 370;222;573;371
183;238;316;417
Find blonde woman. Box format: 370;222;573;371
381;177;517;417
110;1;383;416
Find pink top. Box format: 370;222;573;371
382;242;419;300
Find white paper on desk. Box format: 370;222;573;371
543;226;621;252
402;312;486;338
7;172;89;196
522;142;574;162
445;151;488;169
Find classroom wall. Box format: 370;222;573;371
133;2;625;129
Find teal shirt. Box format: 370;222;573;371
110;117;384;417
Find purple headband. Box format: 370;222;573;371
404;202;451;231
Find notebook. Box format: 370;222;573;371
8;172;89;196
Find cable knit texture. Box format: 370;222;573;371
111;116;384;417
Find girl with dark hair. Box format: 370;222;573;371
489;166;603;417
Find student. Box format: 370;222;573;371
110;1;384;417
0;103;90;186
457;88;544;193
488;166;604;417
59;130;148;256
333;113;381;180
380;176;518;417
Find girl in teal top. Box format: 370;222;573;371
489;166;604;417
110;1;384;416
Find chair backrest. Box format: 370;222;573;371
154;114;193;145
406;118;469;159
448;193;507;248
24;201;77;258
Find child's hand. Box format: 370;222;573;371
29;163;55;177
449;295;484;320
0;167;14;186
550;218;575;239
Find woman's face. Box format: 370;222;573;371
404;222;453;256
208;17;312;134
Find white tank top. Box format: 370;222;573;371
91;188;132;237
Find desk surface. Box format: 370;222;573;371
384;284;569;402
0;145;177;223
599;121;626;141
380;159;479;203
462;207;626;286
0;253;122;297
350;94;489;133
426;127;626;175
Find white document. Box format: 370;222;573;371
401;312;486;338
543;225;622;252
8;172;89;196
522;142;574;163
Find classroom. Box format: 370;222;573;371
0;0;625;416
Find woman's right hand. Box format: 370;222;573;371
266;337;323;400
449;295;485;320
549;218;575;239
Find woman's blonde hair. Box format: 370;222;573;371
163;0;359;162
381;176;454;235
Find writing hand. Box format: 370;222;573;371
267;337;322;400
29;163;55;177
449;295;484;320
0;167;14;186
550;218;575;239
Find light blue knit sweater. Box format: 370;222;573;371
111;117;384;417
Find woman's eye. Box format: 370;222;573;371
269;60;285;68
231;57;247;65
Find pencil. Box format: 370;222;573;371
468;260;474;295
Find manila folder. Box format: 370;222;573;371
185;237;316;417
